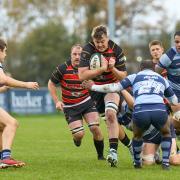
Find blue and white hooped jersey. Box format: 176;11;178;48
120;69;175;106
158;47;180;91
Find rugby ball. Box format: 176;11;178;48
90;53;101;70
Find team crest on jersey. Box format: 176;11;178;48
71;92;82;97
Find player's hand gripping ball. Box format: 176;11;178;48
89;53;102;70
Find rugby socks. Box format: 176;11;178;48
119;133;131;148
94;139;104;159
132;139;143;165
1;149;11;159
0;151;1;159
109;138;118;151
161;136;172;166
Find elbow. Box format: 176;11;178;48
0;77;7;86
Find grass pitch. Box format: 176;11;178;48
0;114;179;180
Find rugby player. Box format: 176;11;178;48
83;59;179;170
155;31;180;134
48;44;105;160
0;38;39;168
78;25;132;167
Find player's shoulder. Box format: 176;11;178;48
56;60;70;73
109;40;122;51
165;47;177;61
81;42;96;60
82;42;96;54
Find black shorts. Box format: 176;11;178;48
63;99;97;124
90;91;122;114
89;91;105;114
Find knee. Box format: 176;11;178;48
89;125;100;134
6;117;19;129
11;118;19;129
73;131;84;140
105;110;116;123
142;154;155;165
105;101;118;123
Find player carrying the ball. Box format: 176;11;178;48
78;25;132;167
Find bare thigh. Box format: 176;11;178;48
84;111;99;124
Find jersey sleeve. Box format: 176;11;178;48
158;54;172;69
157;48;176;69
113;43;126;71
120;74;136;89
50;64;64;84
79;43;94;68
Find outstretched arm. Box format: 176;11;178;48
0;69;39;89
82;80;123;93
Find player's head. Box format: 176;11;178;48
149;40;164;62
0;38;7;63
140;59;154;71
91;25;109;52
174;31;180;53
71;44;82;67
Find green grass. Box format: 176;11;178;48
0;114;179;180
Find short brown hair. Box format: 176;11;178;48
149;40;162;49
0;38;7;51
91;25;108;39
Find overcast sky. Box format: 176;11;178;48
164;0;180;22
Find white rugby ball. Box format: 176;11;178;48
173;111;180;121
90;53;101;70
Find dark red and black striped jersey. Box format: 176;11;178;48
79;40;127;85
50;60;90;106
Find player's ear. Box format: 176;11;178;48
162;47;164;53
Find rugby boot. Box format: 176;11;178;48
106;148;118;167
